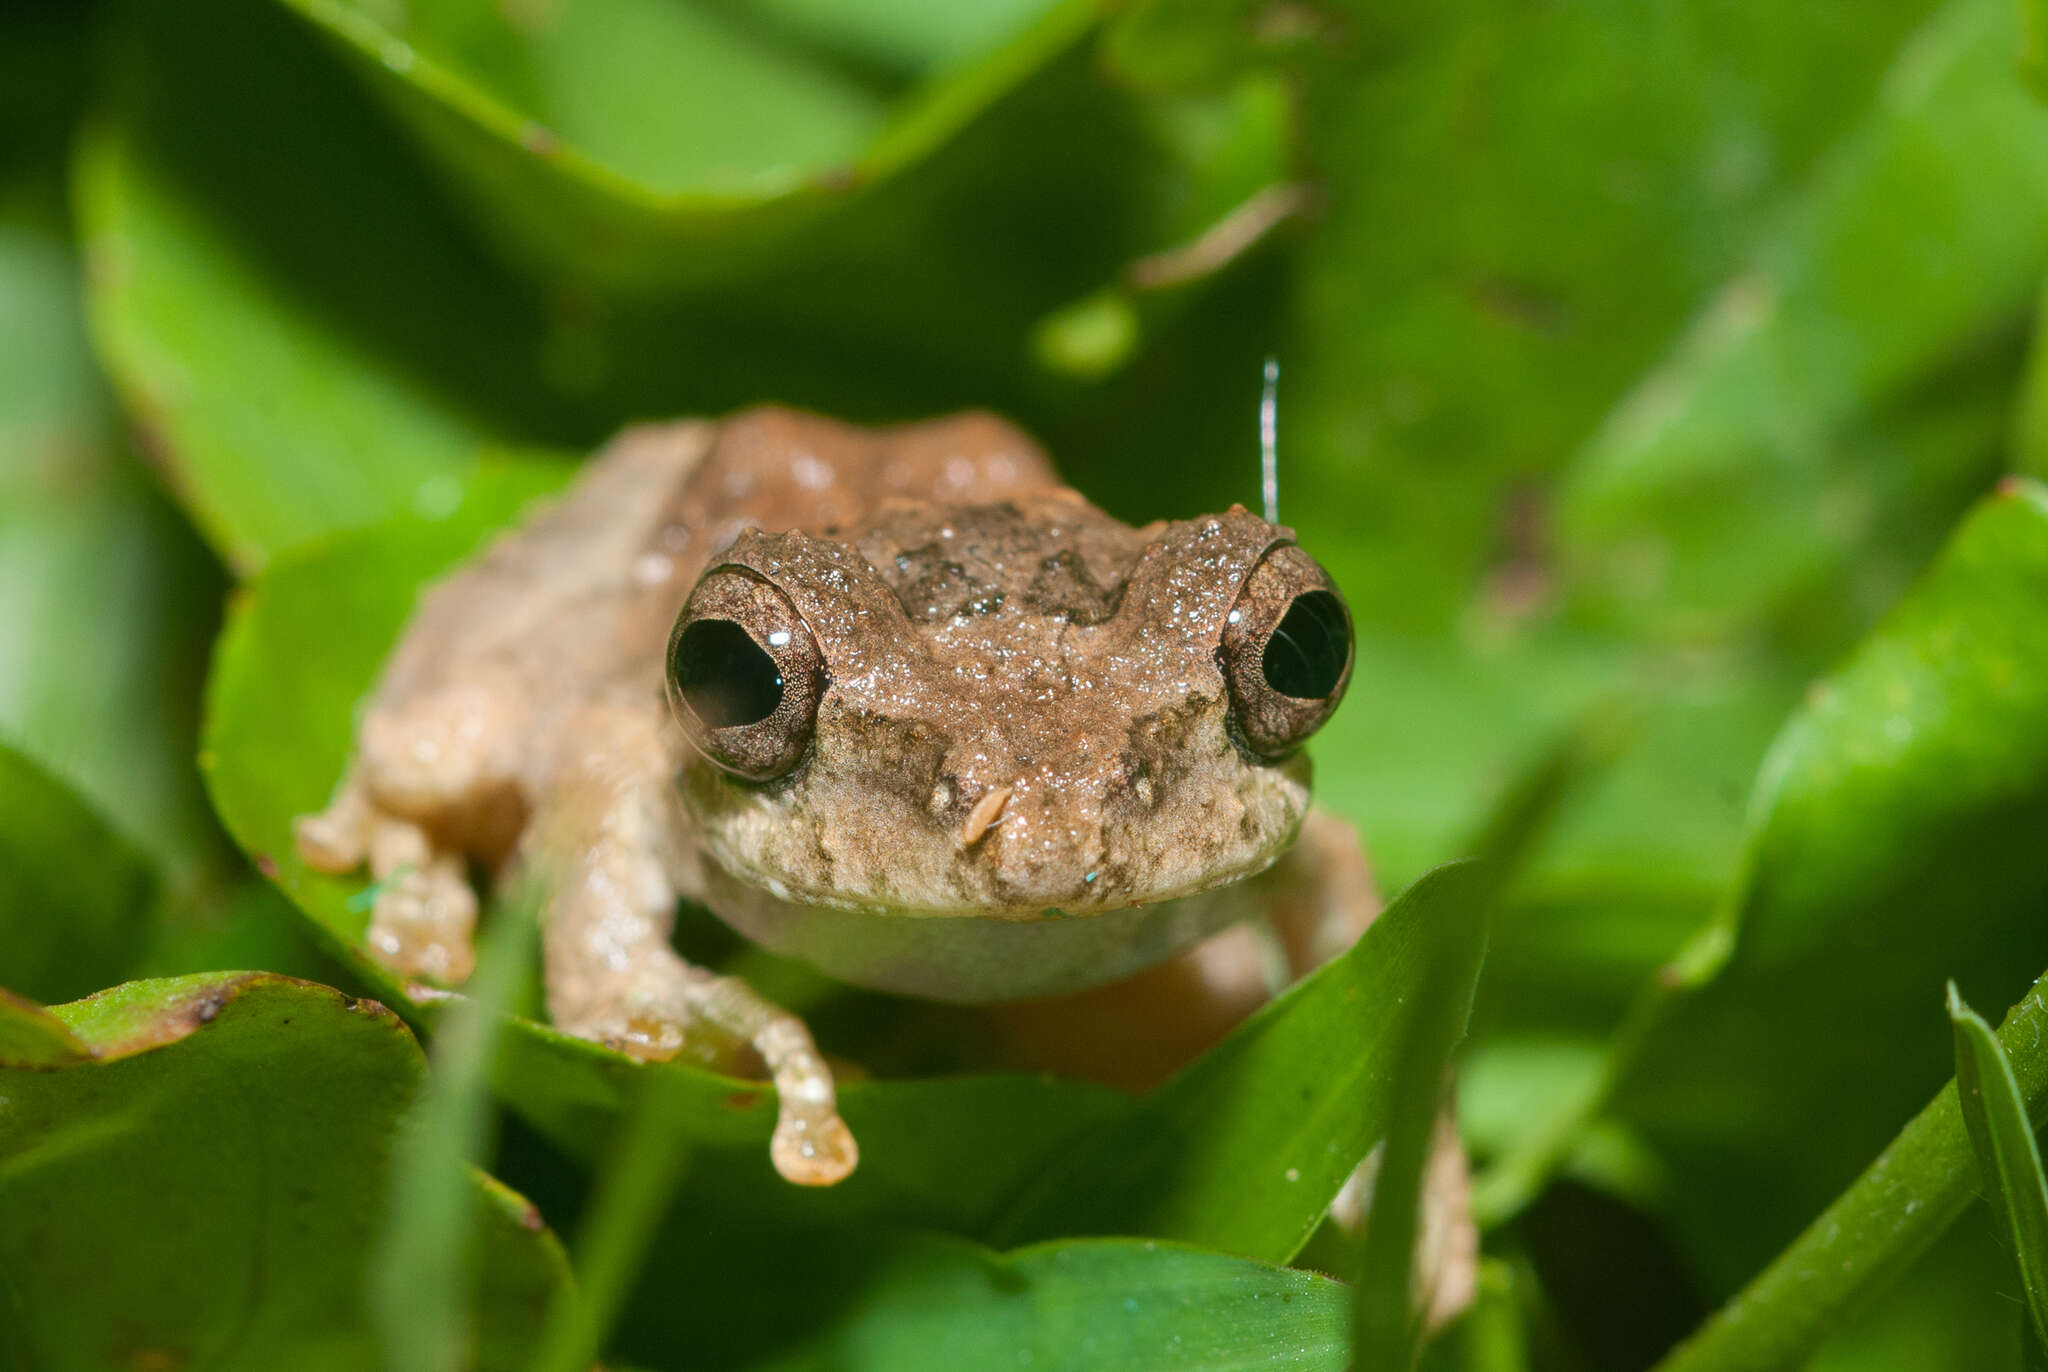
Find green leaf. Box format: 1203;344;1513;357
1581;479;2048;1289
1352;924;1484;1369
0;49;226;887
1349;723;1600;1362
75;0;1198;575
0;741;153;1003
2022;0;2048;98
281;0;1094;291
201;470;1131;1234
989;860;1492;1261
1284;0;1947;634
616;1228;1351;1371
1949;983;2048;1355
1649;966;2048;1372
78;0;596;573
0;973;570;1371
1561;0;2048;650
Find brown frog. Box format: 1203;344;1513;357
294;407;1376;1189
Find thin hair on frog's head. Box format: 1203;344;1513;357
1259;356;1280;525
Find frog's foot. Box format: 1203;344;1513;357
295;775;480;984
552;960;858;1187
364;815;478;984
295;680;533;983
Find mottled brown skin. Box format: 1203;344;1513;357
295;407;1376;1191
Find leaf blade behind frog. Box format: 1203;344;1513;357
987;859;1494;1262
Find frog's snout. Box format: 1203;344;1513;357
959;777;1112;910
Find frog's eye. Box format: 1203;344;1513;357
1219;545;1353;758
667;569;825;780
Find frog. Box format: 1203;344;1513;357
293;406;1377;1191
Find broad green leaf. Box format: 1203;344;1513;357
2023;0;2048;98
0;986;88;1066
0;741;153;1003
284;0;1092;291
990;860;1492;1261
79;0;597;573
200;471;1131;1235
0;973;570;1372
0;26;225;886
77;0;1211;574
1606;480;2048;1286
1284;0;1944;634
1650;967;2048;1372
1100;0;1286;94
1949;983;2048;1354
616;1227;1351;1371
1561;0;2048;650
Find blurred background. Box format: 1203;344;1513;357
8;0;2048;1367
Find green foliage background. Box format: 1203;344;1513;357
8;0;2048;1367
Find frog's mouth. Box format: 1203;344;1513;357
694;853;1282;1004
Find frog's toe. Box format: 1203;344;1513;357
771;1107;859;1187
365;818;479;985
294;778;369;872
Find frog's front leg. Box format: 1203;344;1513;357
529;702;857;1187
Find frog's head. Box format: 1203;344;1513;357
664;497;1353;1001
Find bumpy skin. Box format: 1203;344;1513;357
295;408;1385;1191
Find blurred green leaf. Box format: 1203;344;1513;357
283;0;1093;292
617;1227;1352;1371
1561;0;2048;650
1353;905;1487;1369
1101;0;1291;94
0;742;153;1003
535;1068;700;1372
990;860;1491;1261
79;0;1228;575
1651;967;2048;1372
376;892;540;1372
0;973;570;1372
1802;1221;2033;1372
1950;982;2048;1355
78;0;597;572
0;35;225;887
2021;0;2048;97
1285;0;1946;634
1420;1260;1530;1372
1608;479;2048;1284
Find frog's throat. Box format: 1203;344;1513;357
696;856;1281;1003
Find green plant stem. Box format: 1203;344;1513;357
1651;963;2048;1372
370;892;537;1372
532;1071;698;1372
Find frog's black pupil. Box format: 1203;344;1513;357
677;619;784;728
1261;591;1350;700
